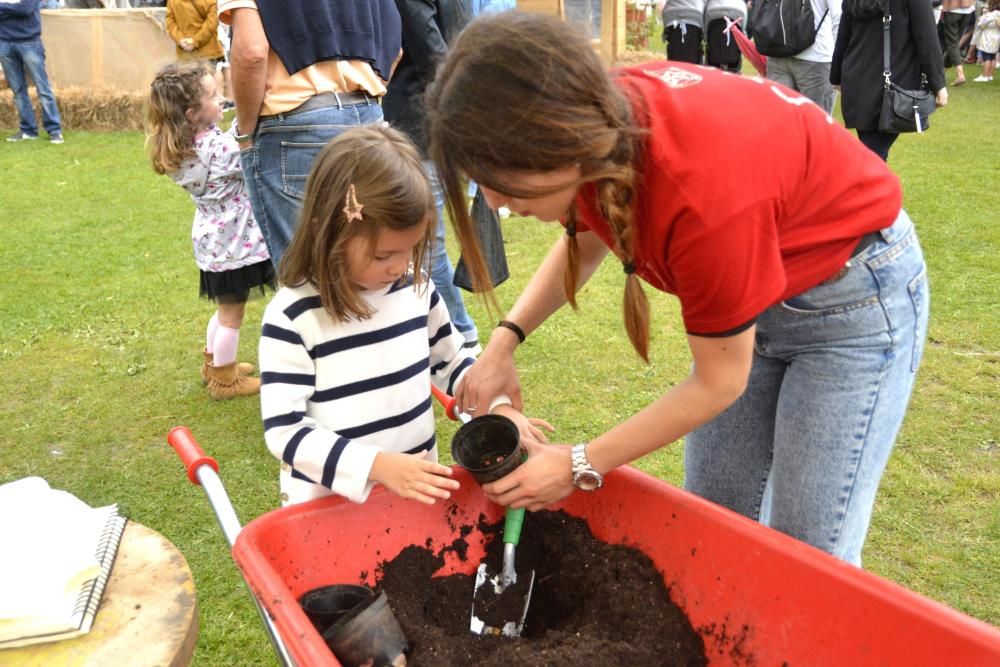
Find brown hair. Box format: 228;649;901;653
426;12;652;361
280;124;435;323
145;60;212;175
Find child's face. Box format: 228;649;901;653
187;73;223;129
479;165;582;222
346;221;429;291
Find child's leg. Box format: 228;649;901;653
213;302;246;366
985;56;996;78
206;311;220;353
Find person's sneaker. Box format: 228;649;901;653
221;100;235;111
6;131;38;142
49;133;65;144
973;75;992;82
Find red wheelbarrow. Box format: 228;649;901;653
169;423;1000;666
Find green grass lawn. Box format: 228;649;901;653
1;74;997;663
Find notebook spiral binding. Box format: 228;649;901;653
70;505;128;628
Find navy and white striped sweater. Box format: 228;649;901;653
259;276;474;505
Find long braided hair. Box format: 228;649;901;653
145;61;212;175
426;12;652;360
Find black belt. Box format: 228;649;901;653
259;91;375;121
851;230;883;258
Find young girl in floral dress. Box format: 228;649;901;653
147;61;275;400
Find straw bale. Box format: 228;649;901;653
0;86;146;131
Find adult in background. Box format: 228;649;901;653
0;0;63;143
217;0;400;268
831;0;946;161
383;0;480;353
764;0;841;114
166;0;224;62
427;12;930;566
941;0;976;85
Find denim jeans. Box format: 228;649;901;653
240;97;384;268
766;57;835;114
685;210;928;566
423;161;479;347
0;39;62;136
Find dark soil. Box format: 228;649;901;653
374;509;707;666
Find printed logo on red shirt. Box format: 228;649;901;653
647;66;703;89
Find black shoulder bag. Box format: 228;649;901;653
878;11;936;134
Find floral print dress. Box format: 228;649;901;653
171;126;270;273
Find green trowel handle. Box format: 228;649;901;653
503;506;525;546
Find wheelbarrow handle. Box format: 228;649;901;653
168;425;219;486
431;384;464;422
165;426;296;667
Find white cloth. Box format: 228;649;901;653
795;0;843;63
259;278;476;505
170;126;270;272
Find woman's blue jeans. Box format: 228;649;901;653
685;210;929;566
240;98;384;268
0;39;62;137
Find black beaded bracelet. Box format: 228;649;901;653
497;320;526;344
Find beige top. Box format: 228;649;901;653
217;0;386;116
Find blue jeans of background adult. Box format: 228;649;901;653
766;57;836;114
0;39;62;137
685;210;928;566
240;97;383;268
423;160;479;348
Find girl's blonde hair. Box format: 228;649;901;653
281;124;436;323
145;61;212;175
426;12;652;361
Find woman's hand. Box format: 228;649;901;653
482;444;574;511
369;453;460;505
935;88;949;107
456;335;523;414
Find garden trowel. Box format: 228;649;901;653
470;506;535;637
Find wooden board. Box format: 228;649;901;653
0;522;198;667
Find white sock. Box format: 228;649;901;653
213;325;240;366
206;312;220;354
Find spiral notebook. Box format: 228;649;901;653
0;478;128;649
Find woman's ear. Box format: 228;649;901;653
184;107;197;123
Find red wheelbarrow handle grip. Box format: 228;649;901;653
168;426;219;486
430;384;459;421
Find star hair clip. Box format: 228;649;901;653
343;183;364;223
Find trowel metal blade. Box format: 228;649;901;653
469;563;536;638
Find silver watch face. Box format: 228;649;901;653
573;469;603;491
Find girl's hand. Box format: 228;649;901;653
482;444;574;511
369;453;460;505
180;38;194;51
491;405;554;450
456;341;523;414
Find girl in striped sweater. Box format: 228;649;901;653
259;125;550;507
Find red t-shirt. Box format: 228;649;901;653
572;62;902;335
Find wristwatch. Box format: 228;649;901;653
571;443;603;491
232;121;254;144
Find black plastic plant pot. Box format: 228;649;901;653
322;591;409;667
450;414;522;485
299;584;374;636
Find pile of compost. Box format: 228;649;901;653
375;509;706;666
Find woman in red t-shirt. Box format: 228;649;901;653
426;13;929;565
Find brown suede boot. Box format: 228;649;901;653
205;361;261;400
201;351;255;384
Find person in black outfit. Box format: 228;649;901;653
382;0;481;352
831;0;947;161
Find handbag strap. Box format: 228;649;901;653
882;10;892;89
